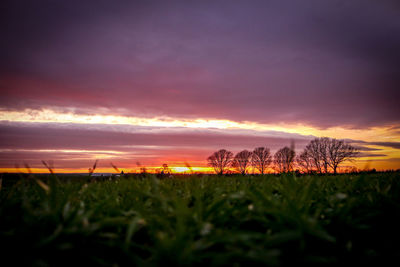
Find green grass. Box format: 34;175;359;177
1;172;400;266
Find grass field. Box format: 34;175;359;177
1;172;400;266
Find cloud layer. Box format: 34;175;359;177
1;0;399;128
0;122;397;171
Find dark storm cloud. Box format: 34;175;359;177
1;0;399;128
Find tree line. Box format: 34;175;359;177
207;137;358;175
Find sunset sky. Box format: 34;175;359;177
1;0;400;173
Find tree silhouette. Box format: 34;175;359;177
302;137;358;174
319;137;330;173
296;150;314;174
303;138;326;173
251;147;272;174
207;149;233;175
232;150;252;175
274;146;295;173
326;138;358;174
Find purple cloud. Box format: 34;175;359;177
1;0;399;128
0;122;311;168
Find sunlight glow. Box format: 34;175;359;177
1;108;399;143
0;166;215;174
1;108;399;172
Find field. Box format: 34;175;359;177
1;172;400;266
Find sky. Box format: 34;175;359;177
1;0;400;173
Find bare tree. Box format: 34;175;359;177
251;147;272;174
232;150;252;175
319;137;330;173
207;149;233;175
303;137;358;174
303;138;326;174
296;150;314;174
274;146;296;173
327;139;358;174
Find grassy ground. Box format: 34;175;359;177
1;172;400;266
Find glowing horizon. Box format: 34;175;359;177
2;160;397;174
1;108;399;173
1;108;399;142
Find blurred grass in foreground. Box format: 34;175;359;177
1;172;400;266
